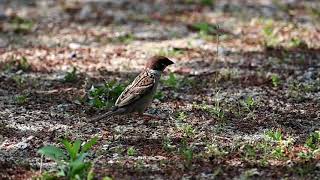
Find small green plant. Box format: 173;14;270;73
205;143;228;158
265;129;293;159
191;22;219;40
307;7;320;19
127;146;137;156
287;81;314;102
239;168;260;180
266;129;282;142
114;33;135;44
10;16;34;33
162;136;174;152
298;131;320;160
163;72;180;89
305;131;320;150
37;137;98;180
158;47;183;57
3;57;30;72
154;90;164;100
262;20;280;48
200;0;215;6
181;124;195;138
64;67;77;82
191;22;219;35
241;144;256;160
17;56;31;71
12;75;26;87
211;101;225;120
270;74;281;87
297;151;314;160
180;146;193;167
88;81;125;109
288;38;308;49
193;102;225;120
241;96;256;111
176;112;187;122
15;94;28;105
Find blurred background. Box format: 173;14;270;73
0;0;320;179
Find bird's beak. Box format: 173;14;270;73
168;59;174;65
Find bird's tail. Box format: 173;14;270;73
89;107;124;122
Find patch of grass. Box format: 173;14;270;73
265;129;293;159
157;47;183;57
193;102;226;121
192;22;219;35
112;33;135;44
241;144;256;160
15;94;28;105
127;146;137;156
191;22;219;40
305;131;320;150
287;81;318;102
307;6;320;20
266;129;282;142
64;67;77;83
154;90;164;100
162;136;175;152
205;143;228;159
162;72;180;89
88;80;125;109
162;73;195;91
10;16;34;33
262;19;280;48
12;75;26;87
17;56;31;71
241;96;256;111
200;0;215;6
37;137;98;180
288;38;308;49
176;112;187;122
298;131;320;160
179;140;194;167
270;74;281;87
176;119;195;138
185;0;215;6
239;168;260;180
2;56;31;72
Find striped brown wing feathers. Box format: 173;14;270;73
115;71;155;107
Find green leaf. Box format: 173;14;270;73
73;140;81;155
38;145;67;162
81;137;98;154
70;160;91;178
103;177;113;180
62;139;77;161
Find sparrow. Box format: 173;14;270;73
91;56;174;121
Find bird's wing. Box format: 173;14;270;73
115;70;155;107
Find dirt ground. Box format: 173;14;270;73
0;0;320;179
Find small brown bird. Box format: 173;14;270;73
91;56;174;121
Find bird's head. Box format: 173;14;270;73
146;56;174;71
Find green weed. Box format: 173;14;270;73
127;146;137;156
64;67;77;83
262;20;280;48
10;16;34;33
158;47;183;57
241;96;256;111
88;80;125;109
162;136;175;152
37;137;98;180
270;74;281;87
15;94;28;105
